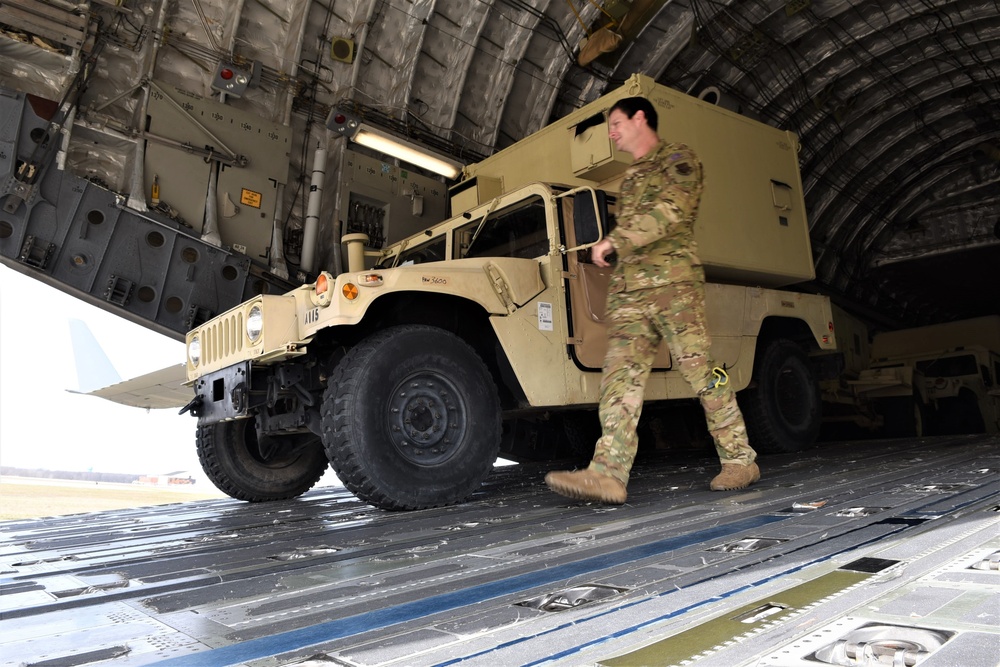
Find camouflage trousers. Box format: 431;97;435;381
589;282;755;485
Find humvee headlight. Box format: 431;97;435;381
311;271;334;307
316;272;329;295
246;305;263;342
188;336;201;367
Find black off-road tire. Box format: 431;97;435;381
739;338;822;453
877;396;925;438
321;325;502;510
559;410;601;463
196;421;329;501
936;394;986;435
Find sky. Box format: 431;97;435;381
0;265;341;490
0;265;202;476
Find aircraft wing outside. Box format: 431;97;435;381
71;364;192;410
66;317;191;409
67;319;122;392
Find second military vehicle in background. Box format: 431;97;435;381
853;315;1000;437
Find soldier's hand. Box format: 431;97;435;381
591;238;615;267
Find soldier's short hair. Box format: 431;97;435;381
609;97;658;132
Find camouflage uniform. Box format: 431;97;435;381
588;142;755;486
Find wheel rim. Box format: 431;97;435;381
775;362;810;429
238;420;306;469
913;402;924;437
387;371;467;466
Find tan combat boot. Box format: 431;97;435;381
545;469;627;505
710;462;760;491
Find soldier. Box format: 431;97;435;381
545;96;760;505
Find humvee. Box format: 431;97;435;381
182;74;838;509
853;316;1000;437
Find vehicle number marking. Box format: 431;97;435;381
304;308;320;325
422;276;448;285
538;302;553;331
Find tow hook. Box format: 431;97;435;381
179;395;203;417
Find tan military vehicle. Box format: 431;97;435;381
853;316;1000;437
182;74;838;509
817;304;881;434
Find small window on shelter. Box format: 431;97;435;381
771;180;793;211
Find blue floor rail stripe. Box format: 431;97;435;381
484;484;1000;667
150;513;788;666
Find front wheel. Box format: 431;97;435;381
936;394;986;435
196;420;329;501
739;338;822;453
877;396;925;437
321;325;502;510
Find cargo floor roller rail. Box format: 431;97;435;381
1;434;998;666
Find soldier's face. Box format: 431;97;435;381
608;109;643;156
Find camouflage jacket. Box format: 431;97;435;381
607;141;705;293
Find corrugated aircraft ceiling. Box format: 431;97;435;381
9;0;999;327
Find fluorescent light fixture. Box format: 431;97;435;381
352;124;464;179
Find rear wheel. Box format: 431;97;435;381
739;338;822;453
196;420;329;501
559;410;600;462
321;325;502;510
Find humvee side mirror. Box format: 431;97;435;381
557;187;613;254
574;189;610;245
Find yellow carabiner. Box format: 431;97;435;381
709;366;729;390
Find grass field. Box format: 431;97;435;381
0;476;226;522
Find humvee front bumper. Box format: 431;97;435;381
182;362;253;425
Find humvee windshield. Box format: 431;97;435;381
916;354;977;378
396;236;447;265
375;235;447;268
459;195;549;260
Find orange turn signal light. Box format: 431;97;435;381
342;283;359;300
316;272;330;296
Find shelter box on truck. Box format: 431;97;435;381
453;75;815;288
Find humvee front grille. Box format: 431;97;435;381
202;311;244;366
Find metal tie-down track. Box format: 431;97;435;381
1;435;998;666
